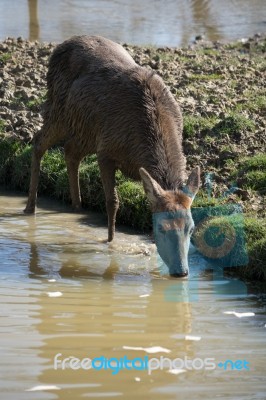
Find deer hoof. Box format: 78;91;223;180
24;207;35;214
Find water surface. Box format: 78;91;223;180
0;191;266;399
0;0;265;46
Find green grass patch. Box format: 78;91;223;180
26;91;47;111
117;181;151;230
242;217;266;280
192;212;266;279
204;49;218;56
189;73;223;81
183;113;254;140
0;138;22;185
0;53;12;64
11;145;32;190
79;160;106;212
231;154;266;194
183;114;218;138
236;95;266;113
10;146;66;193
192;189;222;208
224;42;245;51
0;119;5;133
243;170;266;193
240;153;266;170
40;148;66;194
214;112;255;137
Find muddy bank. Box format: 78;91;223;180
0;34;265;280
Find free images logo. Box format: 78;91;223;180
53;354;250;374
217;359;250;371
153;173;249;302
191;203;248;268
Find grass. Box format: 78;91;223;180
230;154;266;194
0;138;22;185
240;153;266;170
183;115;218;138
192;212;266;280
192;190;222;208
26;91;47;111
9;145;67;194
0;119;5;133
224;39;266;54
183;112;255;140
152;52;177;63
214;113;256;137
224;42;247;51
189;73;223;81
243;171;266;193
0;53;12;64
235;94;266;113
203;49;218;56
118;180;151;230
79;160;106;212
40;148;66;193
11;145;32;189
242;218;266;280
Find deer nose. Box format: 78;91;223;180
170;271;188;278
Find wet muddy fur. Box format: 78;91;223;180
24;35;199;252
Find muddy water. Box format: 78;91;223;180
0;0;266;46
0;190;266;400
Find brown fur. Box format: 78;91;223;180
24;35;190;242
150;191;192;213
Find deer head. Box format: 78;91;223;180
140;167;200;277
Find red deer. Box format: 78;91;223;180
24;35;200;277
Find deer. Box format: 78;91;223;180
24;35;200;277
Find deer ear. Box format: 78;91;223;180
183;166;200;199
139;168;164;206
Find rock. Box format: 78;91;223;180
14;89;31;100
195;35;204;41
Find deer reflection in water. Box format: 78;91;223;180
28;0;39;41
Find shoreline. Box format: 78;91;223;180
0;34;265;280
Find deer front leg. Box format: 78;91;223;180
98;156;119;242
24;122;65;214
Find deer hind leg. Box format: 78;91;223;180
64;137;88;211
98;156;119;242
24;124;63;214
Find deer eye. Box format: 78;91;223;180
158;224;166;233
